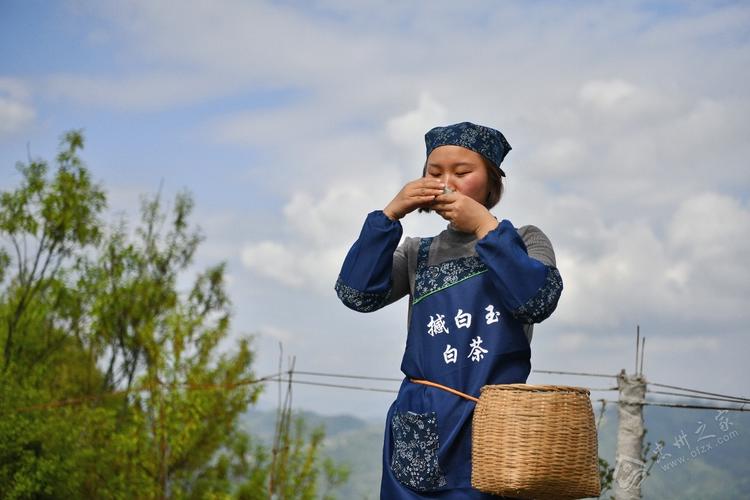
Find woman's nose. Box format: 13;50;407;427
441;175;455;189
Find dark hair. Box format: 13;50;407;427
418;156;504;213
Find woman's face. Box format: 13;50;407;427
425;145;490;205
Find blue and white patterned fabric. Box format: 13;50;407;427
335;278;392;312
425;122;512;176
336;211;403;313
512;267;564;324
413;236;488;305
335;210;563;499
390;411;447;491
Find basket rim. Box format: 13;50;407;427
479;383;591;395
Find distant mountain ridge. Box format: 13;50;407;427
241;402;749;499
240;409;384;499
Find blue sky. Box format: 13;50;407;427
1;0;749;418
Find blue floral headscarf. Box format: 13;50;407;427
425;121;511;177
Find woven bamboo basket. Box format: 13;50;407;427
471;384;600;499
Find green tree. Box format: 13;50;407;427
0;130;109;498
0;130;348;499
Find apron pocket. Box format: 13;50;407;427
390;410;448;491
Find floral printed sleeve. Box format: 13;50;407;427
475;220;563;324
335;210;409;312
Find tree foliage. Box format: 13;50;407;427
0;131;347;499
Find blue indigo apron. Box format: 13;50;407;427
380;236;532;499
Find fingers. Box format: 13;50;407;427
434;209;453;222
388;178;450;219
411;178;443;194
404;180;443;208
411;179;444;196
416;177;445;188
413;187;443;198
433;200;454;215
434;192;456;201
431;192;458;209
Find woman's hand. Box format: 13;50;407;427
432;191;499;238
383;177;445;220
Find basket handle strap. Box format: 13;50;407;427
410;378;480;403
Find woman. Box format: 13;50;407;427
335;121;563;498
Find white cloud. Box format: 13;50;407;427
528;137;587;177
46;72;230;112
257;324;295;344
237;94;472;292
241;240;305;288
386;92;447;168
667;192;750;296
283;188;370;247
0;78;35;137
553;190;750;330
545;330;722;356
10;0;750;414
240;178;399;292
555;219;674;328
579;79;638;111
668;192;750;259
647;334;720;354
555;332;590;352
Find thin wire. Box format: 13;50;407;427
268;378;398;394
532;369;617;379
9;367;750;414
274;377;618;396
271;378;750;413
297;370;750;406
647;389;750;404
593;398;750;413
295;370;622;392
649;381;750;403
285;371;618;393
643;400;748;412
293;370;619;390
7;372;283;414
294;370;402;382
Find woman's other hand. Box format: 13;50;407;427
432;191;499;238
